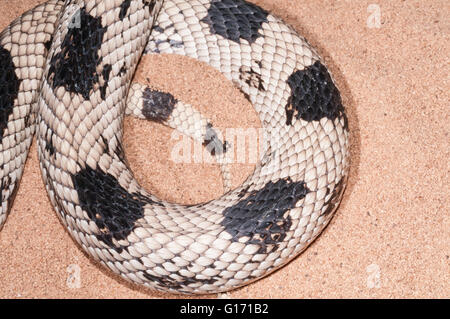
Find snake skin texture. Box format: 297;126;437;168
0;0;349;294
127;83;233;191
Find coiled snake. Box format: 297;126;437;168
0;0;349;294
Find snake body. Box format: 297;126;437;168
0;0;349;294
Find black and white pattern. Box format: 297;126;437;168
0;0;350;294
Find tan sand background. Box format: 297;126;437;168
0;0;448;298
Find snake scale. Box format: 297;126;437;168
0;0;349;294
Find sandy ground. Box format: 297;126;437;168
0;0;448;299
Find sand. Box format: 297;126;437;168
0;0;448;298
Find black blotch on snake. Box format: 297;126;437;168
48;8;111;100
285;61;347;127
203;122;228;156
44;35;53;51
119;0;132;20
322;178;346;216
119;63;127;76
142;88;177;122
142;270;218;291
71;166;161;253
112;134;127;163
0;175;13;213
100;134;127;164
201;0;269;44
239;63;266;92
221;178;310;254
44;129;56;157
0;46;21;143
123;0;157;17
100;134;110;154
0;176;11;195
100;64;112;100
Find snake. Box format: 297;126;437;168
0;0;349;294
